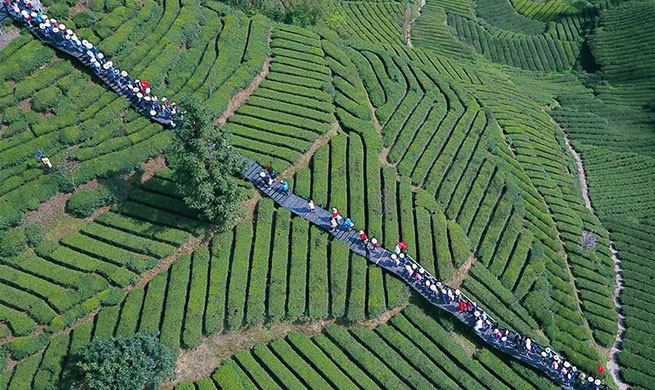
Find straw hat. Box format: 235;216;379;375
97;53;104;59
546;347;551;353
30;11;36;17
595;380;600;385
137;92;143;98
121;70;128;77
564;362;570;368
150;110;156;116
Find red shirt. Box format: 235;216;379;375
332;211;339;218
360;232;368;241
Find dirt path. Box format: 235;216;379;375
215;57;272;127
405;0;426;47
447;254;476;288
607;243;628;390
563;135;629;390
168;305;409;387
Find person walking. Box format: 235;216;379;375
280;180;289;195
330;217;338;232
358;230;368;245
344;218;354;232
308;199;315;213
266;164;276;180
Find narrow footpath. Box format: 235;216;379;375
564;135;628;390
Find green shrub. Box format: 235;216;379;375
48;3;70;18
89;0;104;11
66;179;124;217
0;228;27;257
72;11;96;27
24;224;44;247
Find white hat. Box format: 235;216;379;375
595;379;601;385
106;61;113;67
441;289;447;294
390;254;397;260
97;53;104;59
546;347;551;353
419;268;424;273
371;238;377;244
39;23;45;29
455;289;461;295
137;93;143;98
59;24;65;30
49;18;56;23
162;97;167;102
474;311;480;317
332;208;337;213
21;10;28;16
541;351;547;357
121;70;127;77
65;35;70;40
150;110;156;116
399;253;405;258
144;96;151;101
564;362;570;368
52;27;59;33
30;11;36;17
426;280;431;286
430;284;437;291
588;377;594;382
133;87;139;93
82;39;88;46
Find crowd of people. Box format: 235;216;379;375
259;161;610;390
4;0;181;127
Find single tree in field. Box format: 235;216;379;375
69;332;175;390
168;95;247;229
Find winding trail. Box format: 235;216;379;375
405;0;426;47
563;135;629;390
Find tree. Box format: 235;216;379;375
168;95;247;229
69;333;175;390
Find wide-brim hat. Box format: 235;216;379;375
595;380;600;385
150;110;156;116
588;377;594;382
137;93;143;98
390;254;397;260
474;311;480;316
97;53;104;59
564;362;570;368
52;27;59;33
121;71;128;77
455;289;461;295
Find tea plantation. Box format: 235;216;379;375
0;0;653;389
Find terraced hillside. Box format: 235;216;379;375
1;0;654;389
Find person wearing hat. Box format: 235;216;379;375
358;230;368;245
330;217;338;232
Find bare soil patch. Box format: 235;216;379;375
215;57;272;127
21;180;98;236
168;319;335;387
447;253;476;288
141;155;167;183
0;26;20;51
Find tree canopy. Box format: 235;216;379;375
69;333;176;390
168;96;247;229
